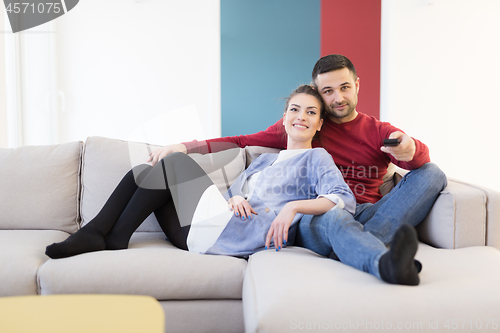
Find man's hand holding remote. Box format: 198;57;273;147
381;131;416;162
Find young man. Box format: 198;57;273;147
149;54;447;285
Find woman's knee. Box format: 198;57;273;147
131;164;153;187
161;153;210;186
161;153;194;174
160;152;190;166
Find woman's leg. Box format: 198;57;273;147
153;200;190;250
46;152;214;259
104;152;214;250
45;164;154;259
149;152;217;250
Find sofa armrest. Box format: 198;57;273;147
382;165;500;250
446;179;500;249
416;179;500;250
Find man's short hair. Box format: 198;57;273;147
311;54;357;85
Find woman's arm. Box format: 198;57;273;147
265;197;335;250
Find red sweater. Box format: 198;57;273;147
183;112;430;204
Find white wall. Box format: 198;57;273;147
54;0;220;146
4;0;499;193
0;11;7;148
381;0;500;192
19;21;58;146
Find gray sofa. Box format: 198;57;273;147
1;136;500;333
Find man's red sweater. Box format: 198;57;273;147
183;112;430;204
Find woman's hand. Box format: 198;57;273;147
147;144;187;166
227;195;257;220
265;202;297;251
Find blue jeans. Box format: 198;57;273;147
295;163;447;278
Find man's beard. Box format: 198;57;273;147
327;102;356;119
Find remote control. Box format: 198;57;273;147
383;139;400;147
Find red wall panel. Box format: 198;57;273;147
321;0;381;119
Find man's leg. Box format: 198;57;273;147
295;209;420;285
296;209;384;277
355;163;447;245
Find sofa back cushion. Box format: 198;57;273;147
244;146;281;167
80;137;246;232
0;141;82;233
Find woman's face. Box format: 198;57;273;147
283;93;323;148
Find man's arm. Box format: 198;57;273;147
148;143;187;166
148;120;286;166
182;119;287;154
380;129;430;170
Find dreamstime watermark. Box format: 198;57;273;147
3;0;79;33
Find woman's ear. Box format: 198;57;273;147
317;119;324;131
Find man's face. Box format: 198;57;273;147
314;68;360;123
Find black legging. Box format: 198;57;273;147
45;152;214;258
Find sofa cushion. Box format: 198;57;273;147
244;146;280;168
80;136;246;232
243;244;500;333
38;232;247;300
0;230;70;296
160;300;244;333
0;141;82;233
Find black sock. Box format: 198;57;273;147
414;259;422;273
379;224;420;286
45;226;106;259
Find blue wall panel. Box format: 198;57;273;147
221;0;320;137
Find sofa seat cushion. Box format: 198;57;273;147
160;300;244;333
243;244;500;333
38;232;247;300
0;230;71;296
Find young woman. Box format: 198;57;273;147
46;85;419;285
